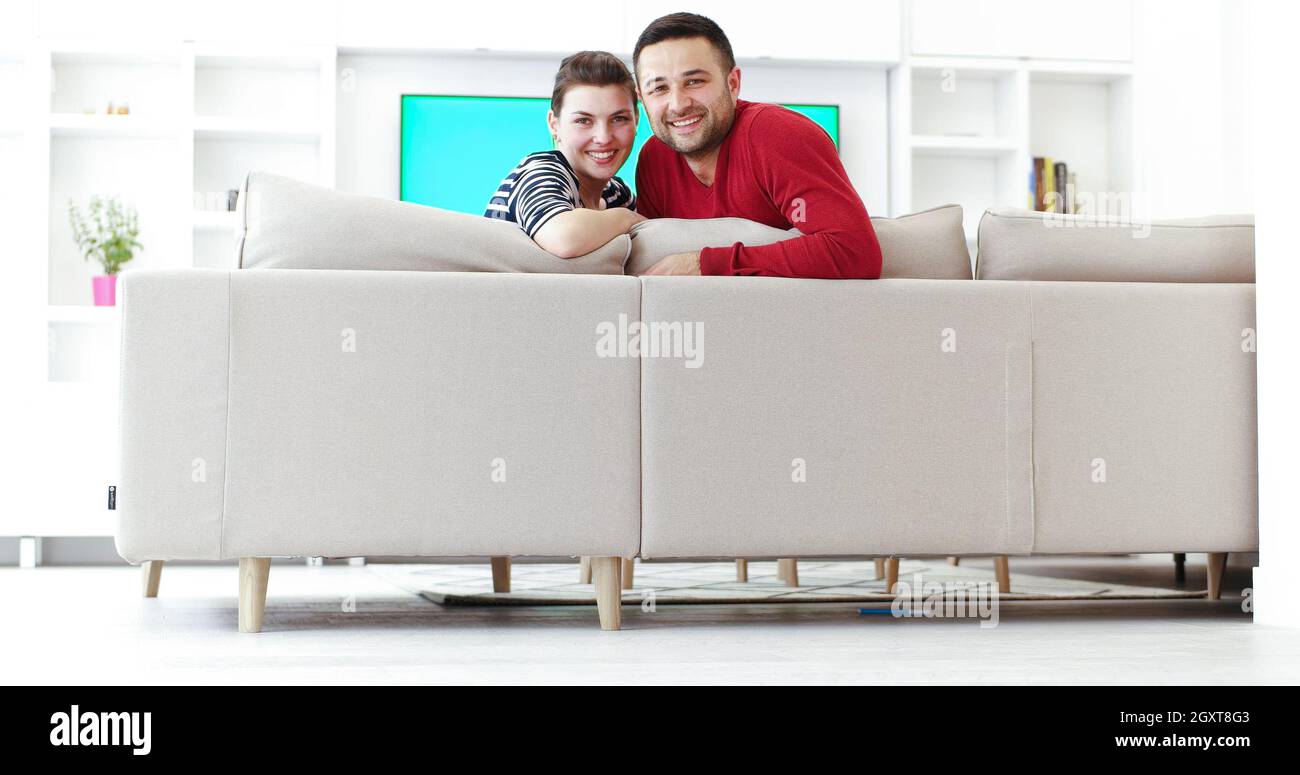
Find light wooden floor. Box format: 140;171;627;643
5;554;1297;685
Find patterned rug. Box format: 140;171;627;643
370;559;1205;606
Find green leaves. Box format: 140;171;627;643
67;195;142;276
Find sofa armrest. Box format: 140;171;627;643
117;269;231;562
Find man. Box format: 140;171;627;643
633;12;883;279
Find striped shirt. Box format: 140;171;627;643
485;150;635;237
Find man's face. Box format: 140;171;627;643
637;37;740;157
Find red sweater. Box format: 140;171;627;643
635;100;882;279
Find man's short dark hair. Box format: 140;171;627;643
633;12;736;75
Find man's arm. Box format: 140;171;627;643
699;110;882;279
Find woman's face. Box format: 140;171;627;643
548;84;637;186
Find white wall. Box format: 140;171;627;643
1218;0;1252;213
336;53;890;214
909;0;1133;61
1248;0;1299;628
1132;0;1251;218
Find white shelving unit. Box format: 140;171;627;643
3;41;335;539
889;53;1135;264
189;43;335;269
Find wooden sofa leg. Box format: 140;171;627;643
778;558;799;587
491;557;511;593
993;555;1011;594
1173;552;1187;586
622;558;635;590
885;557;899;593
578;556;592;584
142;560;164;598
238;558;271;633
948;556;960;566
1207;552;1228;600
736;559;748;582
591;557;622;631
874;558;885;580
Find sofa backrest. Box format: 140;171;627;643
975;207;1255;283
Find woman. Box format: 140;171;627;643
485;51;645;258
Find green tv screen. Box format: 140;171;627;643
400;95;839;214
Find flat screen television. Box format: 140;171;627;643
400;95;840;214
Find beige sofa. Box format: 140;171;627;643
115;178;1257;631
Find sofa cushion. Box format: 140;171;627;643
873;204;972;279
237;172;630;274
625;217;797;276
975;207;1255;282
625;204;972;279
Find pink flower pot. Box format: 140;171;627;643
92;274;117;306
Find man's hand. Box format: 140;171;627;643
644;251;702;276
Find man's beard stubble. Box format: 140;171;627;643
653;91;737;159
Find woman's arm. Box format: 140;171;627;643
533;207;646;259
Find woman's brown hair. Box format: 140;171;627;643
551;51;637;114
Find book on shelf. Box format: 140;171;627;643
1030;156;1075;213
1054;162;1067;214
1032;157;1045;210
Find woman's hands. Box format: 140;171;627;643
533;207;646;258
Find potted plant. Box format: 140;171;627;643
68;195;142;306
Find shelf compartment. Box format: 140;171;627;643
1029;72;1134;209
49;48;183;118
192;134;321;211
49;133;186;306
194;52;323;126
910;63;1022;140
912;152;1027;242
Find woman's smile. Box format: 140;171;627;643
585;148;620;166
